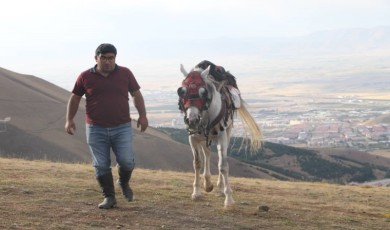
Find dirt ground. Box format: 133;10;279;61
1;157;390;230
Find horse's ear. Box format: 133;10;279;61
200;66;210;81
201;66;214;94
180;64;188;77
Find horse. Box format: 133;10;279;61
177;64;262;208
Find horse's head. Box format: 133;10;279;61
177;65;213;132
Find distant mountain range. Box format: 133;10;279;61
131;26;390;58
1;67;390;183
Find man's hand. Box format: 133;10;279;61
65;120;76;135
65;94;81;135
137;116;148;132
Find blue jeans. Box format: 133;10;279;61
86;122;135;177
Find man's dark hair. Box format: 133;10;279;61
95;43;117;56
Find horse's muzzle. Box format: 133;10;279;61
185;116;200;129
184;106;202;132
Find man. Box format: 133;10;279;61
65;43;148;209
195;60;241;109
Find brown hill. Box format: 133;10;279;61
0;67;266;178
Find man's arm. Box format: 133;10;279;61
131;90;148;132
65;93;82;135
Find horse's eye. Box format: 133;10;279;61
177;87;187;98
198;87;207;99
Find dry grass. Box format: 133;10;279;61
1;157;390;230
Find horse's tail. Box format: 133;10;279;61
237;98;263;154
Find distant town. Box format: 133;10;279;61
250;96;390;151
139;90;390;153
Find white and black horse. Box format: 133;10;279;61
177;64;262;208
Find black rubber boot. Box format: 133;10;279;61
97;173;117;209
118;168;133;201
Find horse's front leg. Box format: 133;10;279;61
217;131;235;207
201;143;213;193
217;125;232;196
189;136;202;200
216;173;224;197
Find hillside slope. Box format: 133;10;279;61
2;67;389;183
159;127;390;184
0;67;266;178
1;157;389;230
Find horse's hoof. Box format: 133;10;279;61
224;204;235;210
224;199;235;209
205;184;214;193
191;194;202;201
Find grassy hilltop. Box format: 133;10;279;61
1;157;390;230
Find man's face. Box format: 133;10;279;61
96;53;116;73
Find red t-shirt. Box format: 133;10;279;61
72;65;140;127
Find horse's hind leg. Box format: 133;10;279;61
201;144;213;193
190;137;202;200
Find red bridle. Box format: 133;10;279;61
177;71;208;111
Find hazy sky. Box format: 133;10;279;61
1;0;389;90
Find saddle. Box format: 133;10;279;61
215;80;241;110
196;60;239;89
